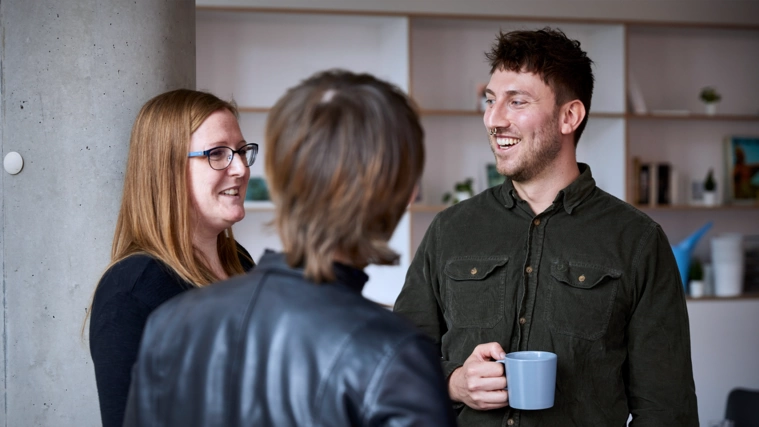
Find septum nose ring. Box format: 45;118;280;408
488;128;498;136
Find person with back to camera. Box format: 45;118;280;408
88;89;256;427
121;69;458;427
394;28;699;426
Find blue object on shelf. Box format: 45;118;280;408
671;222;713;287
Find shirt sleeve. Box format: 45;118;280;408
626;225;699;426
394;216;463;380
89;291;152;427
362;333;458;427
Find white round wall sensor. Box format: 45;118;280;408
4;151;24;175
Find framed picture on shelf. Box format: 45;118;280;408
724;136;759;204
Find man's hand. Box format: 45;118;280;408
448;342;509;410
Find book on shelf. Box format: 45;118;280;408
633;159;678;206
655;163;671;205
634;158;651;205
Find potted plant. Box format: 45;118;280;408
688;258;705;298
442;178;474;205
699;86;721;116
703;169;717;206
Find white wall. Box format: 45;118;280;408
687;300;759;424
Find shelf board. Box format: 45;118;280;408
244;201;275;211
247;202;469;213
589;112;626;119
196;6;759;31
420;109;482;116
686;292;759;302
420;109;625;118
627;112;759;122
238;107;270;114
635;203;759;211
248;202;481;213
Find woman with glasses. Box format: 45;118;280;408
88;89;256;427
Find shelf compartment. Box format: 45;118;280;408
627;113;759;122
410;17;625;114
635;203;759;211
628;25;759;117
197;10;410;107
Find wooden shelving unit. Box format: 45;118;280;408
197;6;759;304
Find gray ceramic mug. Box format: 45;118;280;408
497;351;557;410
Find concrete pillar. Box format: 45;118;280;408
0;1;195;424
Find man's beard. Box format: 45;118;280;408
495;114;562;183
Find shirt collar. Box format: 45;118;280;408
258;250;369;294
498;163;596;214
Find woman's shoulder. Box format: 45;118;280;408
103;254;171;283
109;252;159;270
95;254;191;305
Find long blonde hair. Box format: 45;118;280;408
110;89;249;285
83;90;251;336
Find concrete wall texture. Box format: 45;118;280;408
1;0;757;425
0;0;195;425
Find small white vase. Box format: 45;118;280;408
689;280;705;298
705;103;717;116
455;191;472;203
703;191;717;206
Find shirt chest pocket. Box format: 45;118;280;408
545;262;622;341
443;257;508;328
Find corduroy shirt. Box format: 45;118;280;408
394;163;699;427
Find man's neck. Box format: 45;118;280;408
513;158;580;216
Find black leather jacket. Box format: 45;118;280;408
123;251;457;426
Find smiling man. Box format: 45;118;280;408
394;28;699;426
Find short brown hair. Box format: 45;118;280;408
486;27;594;146
265;70;424;282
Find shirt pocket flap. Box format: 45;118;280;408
444;257;509;281
550;263;622;290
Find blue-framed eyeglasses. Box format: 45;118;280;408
188;143;258;171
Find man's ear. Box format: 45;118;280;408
559;100;586;136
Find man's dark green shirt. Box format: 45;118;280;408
395;164;698;426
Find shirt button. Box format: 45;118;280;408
579;274;586;282
471;268;478;275
507;419;515;426
533;218;541;226
519;317;526;325
525;266;533;274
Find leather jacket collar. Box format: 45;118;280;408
258;250;368;295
